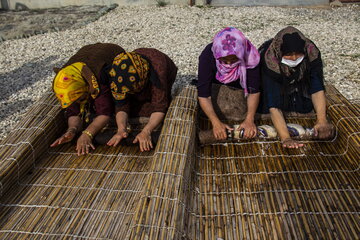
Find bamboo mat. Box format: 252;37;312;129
0;93;66;199
126;85;198;239
186;85;360;239
0;85;359;239
0;86;199;239
0;93;156;239
0;144;153;239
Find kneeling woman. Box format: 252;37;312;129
259;26;334;148
197;27;261;140
107;48;177;152
51;43;125;155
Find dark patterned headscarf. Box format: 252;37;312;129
264;26;321;78
262;26;323;109
109;52;150;105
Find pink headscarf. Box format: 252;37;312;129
212;27;260;95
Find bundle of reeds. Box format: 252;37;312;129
126;85;199;239
0;92;65;198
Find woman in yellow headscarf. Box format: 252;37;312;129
50;43;125;155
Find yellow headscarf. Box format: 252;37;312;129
53;62;89;109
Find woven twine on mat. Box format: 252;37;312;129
126;85;198;239
0;93;65;198
0;85;359;239
186;85;360;240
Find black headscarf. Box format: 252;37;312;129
281;32;305;55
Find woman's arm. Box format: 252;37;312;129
308;63;334;139
236;65;261;138
76;115;110;155
270;107;304;148
198;97;233;140
270;108;289;140
142;112;165;133
237;92;259;138
107;111;129;147
133;112;165;152
197;44;233;140
311;90;334;139
50;115;82;147
312;90;327;123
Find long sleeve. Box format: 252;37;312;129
93;83;113;116
197;43;217;98
115;100;130;114
246;66;261;94
309;64;325;95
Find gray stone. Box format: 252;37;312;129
330;0;343;7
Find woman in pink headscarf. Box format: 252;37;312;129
197;27;261;140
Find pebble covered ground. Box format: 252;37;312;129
0;4;359;140
0;5;117;42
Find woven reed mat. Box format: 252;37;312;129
186;85;359;239
0;85;198;239
0;85;359;239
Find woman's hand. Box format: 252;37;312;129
76;133;95;156
212;120;233;140
282;138;304;149
237;119;257;139
313;121;335;139
107;129;128;147
133;129;153;152
50;128;76;147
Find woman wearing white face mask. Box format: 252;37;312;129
258;26;334;148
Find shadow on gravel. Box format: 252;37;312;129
172;74;197;96
0;99;30;122
0;4;118;42
0;55;60;102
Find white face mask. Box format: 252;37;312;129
281;56;304;68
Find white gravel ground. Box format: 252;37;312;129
0;4;359;140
